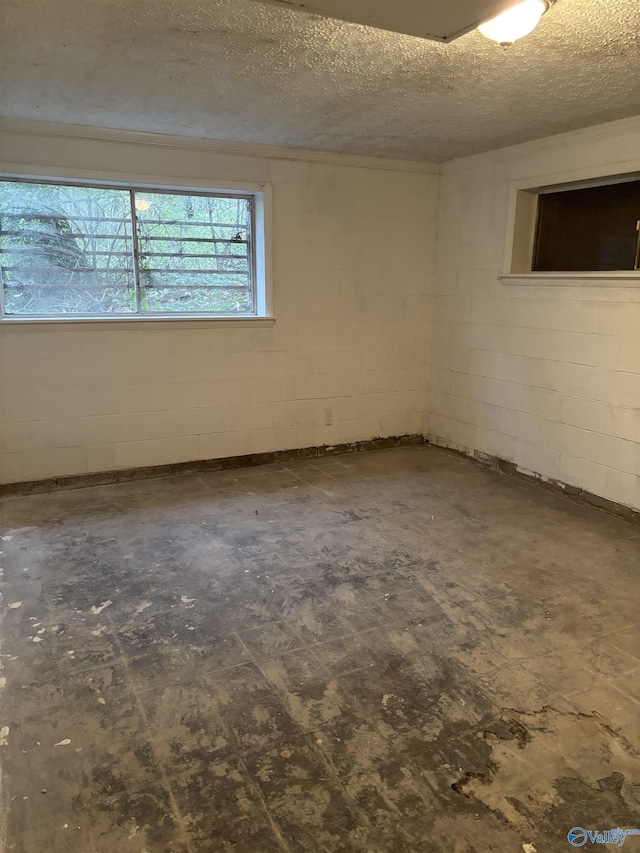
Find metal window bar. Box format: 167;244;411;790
1;231;249;247
2;267;250;276
3;248;248;260
2;212;250;229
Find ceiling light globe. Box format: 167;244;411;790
478;0;548;45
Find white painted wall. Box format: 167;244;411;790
430;117;640;511
0;121;437;484
2;116;638;513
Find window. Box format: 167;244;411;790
506;173;640;277
0;179;264;318
533;179;640;272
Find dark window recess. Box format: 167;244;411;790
532;179;640;272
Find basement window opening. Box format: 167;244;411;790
506;174;640;279
0;179;266;319
533;179;640;272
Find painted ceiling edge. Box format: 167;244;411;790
0;117;440;175
439;115;640;173
2;115;638;176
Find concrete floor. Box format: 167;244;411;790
0;445;639;852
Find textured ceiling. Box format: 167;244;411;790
0;0;638;162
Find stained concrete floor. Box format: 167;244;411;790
0;445;639;852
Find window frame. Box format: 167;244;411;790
501;168;640;285
0;174;273;323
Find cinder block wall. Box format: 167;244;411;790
0;122;437;484
430;117;640;511
2;117;638;512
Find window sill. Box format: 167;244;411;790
0;315;276;329
500;272;640;286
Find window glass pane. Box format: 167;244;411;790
0;181;135;315
533;179;640;272
134;192;254;314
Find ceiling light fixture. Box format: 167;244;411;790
478;0;554;46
